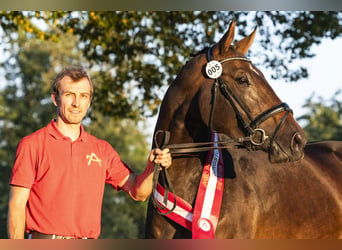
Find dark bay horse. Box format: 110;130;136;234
145;20;342;238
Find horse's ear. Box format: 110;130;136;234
213;20;236;56
234;26;257;55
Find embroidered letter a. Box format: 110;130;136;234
86;153;102;167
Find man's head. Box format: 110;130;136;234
52;66;93;98
51;66;93;125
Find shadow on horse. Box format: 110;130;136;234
145;20;342;239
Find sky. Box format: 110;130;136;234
265;37;342;123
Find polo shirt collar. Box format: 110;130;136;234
47;119;87;142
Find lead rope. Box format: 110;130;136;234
151;130;177;215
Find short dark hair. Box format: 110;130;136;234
52;66;93;97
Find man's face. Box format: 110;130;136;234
52;76;92;125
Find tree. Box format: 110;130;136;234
1;11;342;120
298;91;342;141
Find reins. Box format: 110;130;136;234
151;130;177;215
154;130;265;155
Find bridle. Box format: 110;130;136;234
154;46;293;155
206;46;293;150
151;46;293;214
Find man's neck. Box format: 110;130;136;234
54;118;81;142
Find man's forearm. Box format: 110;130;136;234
121;148;171;202
8;186;29;239
8;205;26;239
132;161;155;201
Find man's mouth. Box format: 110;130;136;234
69;110;81;114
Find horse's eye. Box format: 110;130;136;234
236;75;250;86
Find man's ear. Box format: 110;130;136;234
51;93;58;107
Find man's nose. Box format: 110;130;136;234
72;96;80;107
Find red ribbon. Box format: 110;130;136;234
192;132;224;238
153;132;224;239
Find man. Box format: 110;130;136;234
7;66;171;239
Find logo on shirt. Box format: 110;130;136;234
86;153;102;167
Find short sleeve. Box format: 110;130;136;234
9;137;37;189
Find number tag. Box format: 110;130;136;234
205;60;222;79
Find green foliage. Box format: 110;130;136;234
100;188;140;239
86;115;150;238
0;24;85;238
298;91;342;141
2;11;342;120
1;10;342;239
0;23;150;238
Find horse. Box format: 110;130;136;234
145;20;342;239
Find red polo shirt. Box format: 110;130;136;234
9;120;133;239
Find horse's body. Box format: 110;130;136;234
145;20;342;239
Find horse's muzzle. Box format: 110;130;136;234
268;132;306;163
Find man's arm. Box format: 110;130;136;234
8;185;30;239
120;148;171;201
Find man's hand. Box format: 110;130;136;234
149;148;172;168
121;148;172;201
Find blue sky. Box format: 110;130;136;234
266;37;342;124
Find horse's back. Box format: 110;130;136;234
217;140;342;239
305;140;342;163
304;141;342;193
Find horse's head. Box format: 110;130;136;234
197;20;306;163
156;20;306;163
